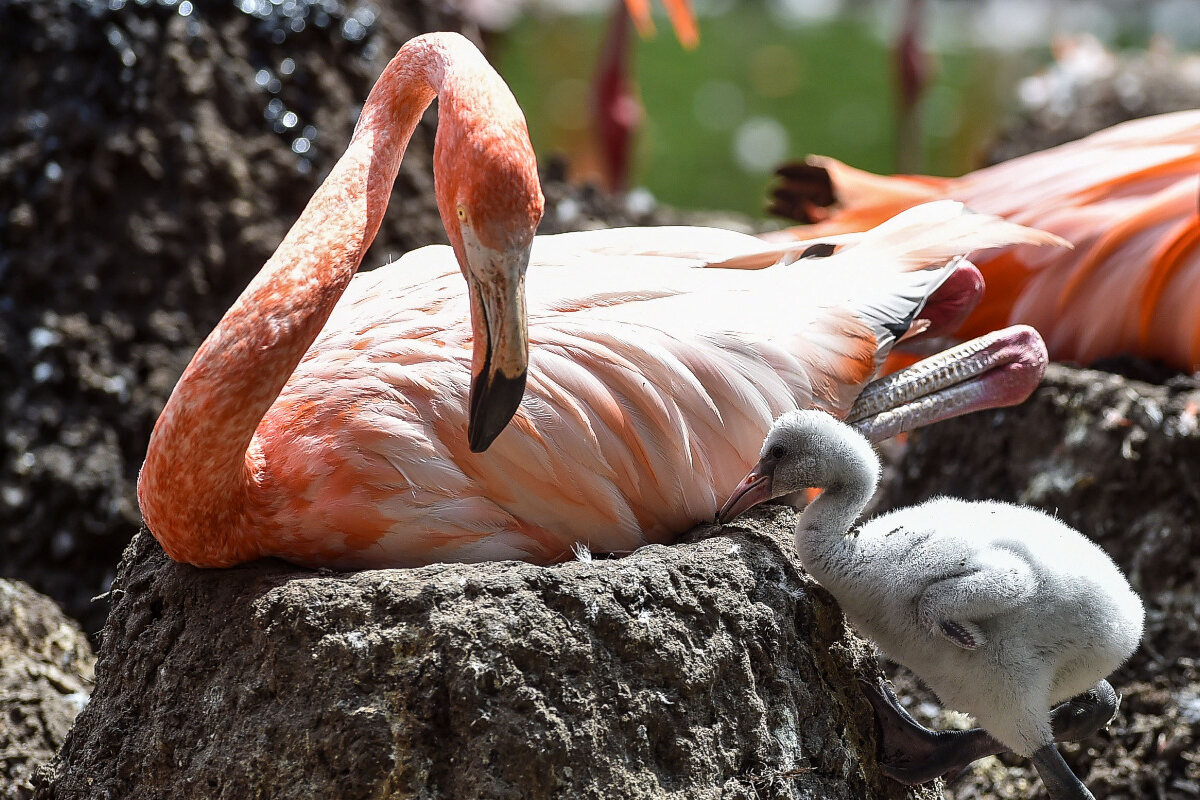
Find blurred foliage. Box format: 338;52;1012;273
495;5;1030;216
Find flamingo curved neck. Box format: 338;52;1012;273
793;432;880;587
137;34;481;566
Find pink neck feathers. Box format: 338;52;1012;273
137;33;487;565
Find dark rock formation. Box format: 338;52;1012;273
0;580;95;800
879;364;1200;800
35;507;936;800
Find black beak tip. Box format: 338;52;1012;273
468;369;528;453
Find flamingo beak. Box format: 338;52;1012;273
718;464;774;524
466;246;530;453
846;324;1047;442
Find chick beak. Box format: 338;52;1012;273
466;251;529;453
718;463;774;524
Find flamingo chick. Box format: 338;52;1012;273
719;410;1145;800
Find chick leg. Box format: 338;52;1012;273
862;678;1117;786
860;677;1001;784
1031;743;1097;800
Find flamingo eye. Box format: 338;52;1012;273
769;443;787;460
456;205;467;221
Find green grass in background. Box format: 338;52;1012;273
495;6;1035;217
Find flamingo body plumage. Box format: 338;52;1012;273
139;33;1059;570
152;211;1054;569
768;111;1200;371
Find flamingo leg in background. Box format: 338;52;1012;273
893;0;930;173
591;0;698;192
594;1;641;192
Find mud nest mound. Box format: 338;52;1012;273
34;508;934;800
986;36;1200;164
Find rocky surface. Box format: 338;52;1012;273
986;35;1200;164
879;364;1200;800
0;0;750;636
0;580;95;800
34;506;935;800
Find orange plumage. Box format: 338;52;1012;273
767;112;1200;372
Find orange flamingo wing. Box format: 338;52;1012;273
770;111;1200;371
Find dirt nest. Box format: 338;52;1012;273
35;508;934;800
986;35;1200;164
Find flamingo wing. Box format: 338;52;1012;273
770;111;1200;371
252;204;1059;568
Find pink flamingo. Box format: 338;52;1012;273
138;32;1059;570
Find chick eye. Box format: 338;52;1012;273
456;205;467;221
769;443;787;460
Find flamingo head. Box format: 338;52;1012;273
436;110;545;452
718;410;877;524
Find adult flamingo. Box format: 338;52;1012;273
766;111;1200;371
138;32;1060;570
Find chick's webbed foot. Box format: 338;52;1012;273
859;677;1000;785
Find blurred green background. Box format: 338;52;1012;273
491;0;1198;216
